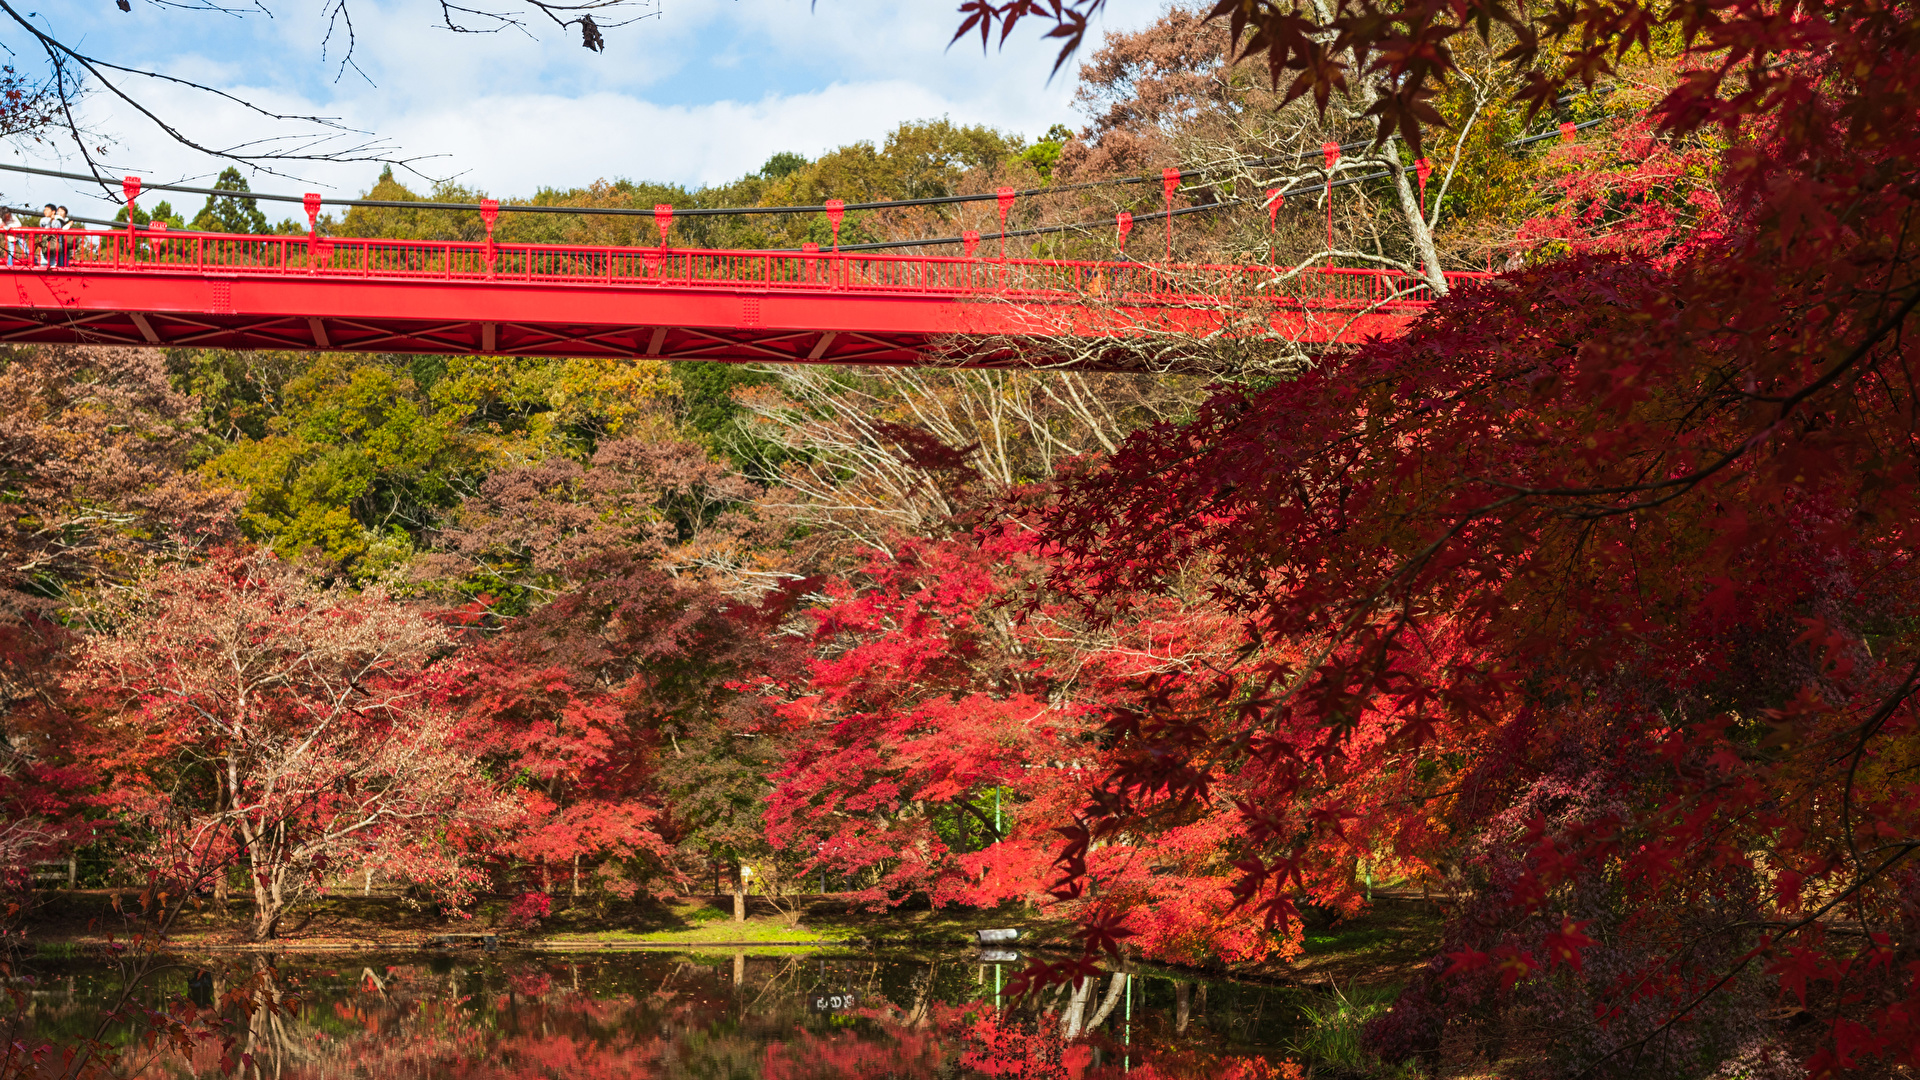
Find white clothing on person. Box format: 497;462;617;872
0;211;21;267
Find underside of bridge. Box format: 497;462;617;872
0;231;1460;368
0;271;1422;370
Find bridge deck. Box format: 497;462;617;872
0;227;1483;364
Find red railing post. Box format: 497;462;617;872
824;200;844;253
480;199;500;278
1162;167;1179;264
303;193;322;272
123;176;141;260
1322;142;1341;253
996;188;1015;261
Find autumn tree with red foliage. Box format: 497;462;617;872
0;347;241;887
464;552;806;914
759;532;1080;908
73;552;512;940
991;0;1920;1069
757;522;1307;967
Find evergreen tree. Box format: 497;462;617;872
190;167;270;234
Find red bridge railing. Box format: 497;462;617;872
5;227;1488;310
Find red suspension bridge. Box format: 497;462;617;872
0;226;1486;367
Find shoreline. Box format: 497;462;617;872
17;890;1444;988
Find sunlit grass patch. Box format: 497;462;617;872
1290;982;1420;1078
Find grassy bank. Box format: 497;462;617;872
16;890;1075;952
17;888;1443;985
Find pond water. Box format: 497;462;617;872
13;950;1311;1079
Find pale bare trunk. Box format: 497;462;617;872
1083;971;1129;1032
1174;980;1191;1034
1380;140;1449;296
731;863;746;922
234;763;278;941
1061;975;1096;1039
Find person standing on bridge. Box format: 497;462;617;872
54;206;75;268
0;208;20;268
35;204;56;268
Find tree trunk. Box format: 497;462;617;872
731;863;746;922
1174;980;1191;1034
252;886;282;940
212;772;231;905
1083;971;1129;1032
1061;975;1096;1039
248;847;277;941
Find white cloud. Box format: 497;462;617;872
5;0;1171;221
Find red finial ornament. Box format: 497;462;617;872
1161;167;1180;263
1264;189;1284;266
124;176;141;243
1414;157;1432;215
996;187;1016;259
824;199;845;252
1322;141;1342;252
654;204;673;248
303;192;325;271
1115;211;1133;249
962;230;980;258
479;198;501;274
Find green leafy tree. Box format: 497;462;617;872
337;166;491;241
189;168;270;234
111;200;186;230
1017;123;1075;180
758;151;808;180
198;353;676;580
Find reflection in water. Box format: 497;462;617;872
14;952;1304;1079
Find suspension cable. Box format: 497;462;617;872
0;115;1609;222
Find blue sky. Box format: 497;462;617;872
5;0;1164;222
